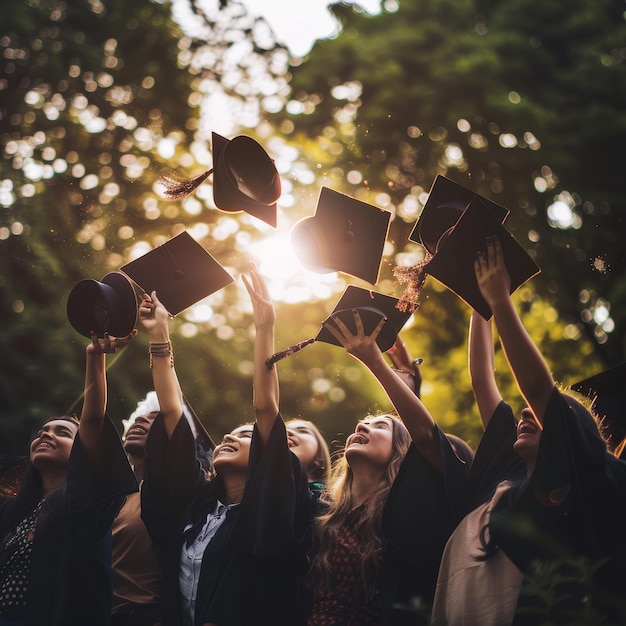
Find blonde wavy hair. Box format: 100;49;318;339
309;413;411;595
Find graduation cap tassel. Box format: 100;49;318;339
265;338;315;370
160;169;214;200
393;252;432;314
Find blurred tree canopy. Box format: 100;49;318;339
276;0;626;359
0;0;295;449
0;0;618;453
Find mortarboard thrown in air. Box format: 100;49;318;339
265;285;414;369
409;175;510;255
159;132;281;228
67;271;138;338
291;187;392;285
397;175;539;319
424;197;541;320
121;231;235;317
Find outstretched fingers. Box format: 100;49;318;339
88;329;136;354
242;263;275;328
324;310;386;348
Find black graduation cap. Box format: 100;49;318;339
290;187;392;284
424;197;540;320
160;132;281;228
570;362;626;435
266;286;413;369
121;231;235;317
409;175;510;254
67;271;138;338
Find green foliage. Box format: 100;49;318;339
0;0;291;447
278;0;626;364
517;556;626;625
0;0;616;456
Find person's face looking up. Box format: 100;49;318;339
286;420;321;473
212;424;254;474
30;419;79;471
513;407;542;467
123;411;159;457
345;415;395;470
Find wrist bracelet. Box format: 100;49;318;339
149;341;173;368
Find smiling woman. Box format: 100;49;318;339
431;237;626;625
285;419;331;491
0;334;138;626
212;424;254;474
304;309;473;626
28;418;79;476
309;413;411;625
137;263;315;626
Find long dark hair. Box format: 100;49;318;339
477;388;606;562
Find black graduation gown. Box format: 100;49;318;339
469;401;527;504
488;389;626;624
141;412;313;626
380;425;476;626
0;417;138;626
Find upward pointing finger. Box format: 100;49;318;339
370;315;387;342
352;309;364;335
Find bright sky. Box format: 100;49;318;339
166;0;387;306
239;0;382;57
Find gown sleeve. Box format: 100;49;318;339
232;413;313;559
470;401;526;505
140;412;206;552
65;415;138;537
380;425;474;620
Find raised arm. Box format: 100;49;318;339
241;263;279;445
138;291;183;438
80;331;136;466
386;335;423;397
324;312;438;453
468;312;503;430
475;237;554;424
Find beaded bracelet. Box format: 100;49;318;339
149;341;174;368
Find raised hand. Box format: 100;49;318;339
474;236;511;309
323;310;387;369
242;262;278;441
87;330;137;355
138;291;170;341
242;262;275;331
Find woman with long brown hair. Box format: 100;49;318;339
432;237;626;625
306;310;472;625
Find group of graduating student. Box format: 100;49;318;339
2;159;626;626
